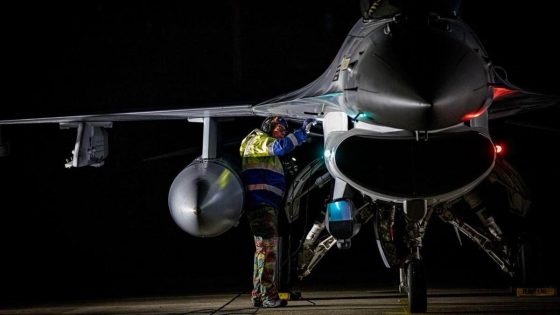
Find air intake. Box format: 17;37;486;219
334;131;494;198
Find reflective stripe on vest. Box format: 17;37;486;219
246;183;284;197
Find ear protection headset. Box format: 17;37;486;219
261;117;275;134
261;116;288;135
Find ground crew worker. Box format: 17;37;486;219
240;116;315;308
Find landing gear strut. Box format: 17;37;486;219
399;199;431;313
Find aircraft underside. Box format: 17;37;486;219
283;155;535;312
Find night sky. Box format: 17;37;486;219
2;1;559;306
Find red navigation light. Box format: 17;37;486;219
495;144;504;155
462;108;487;121
493;87;516;100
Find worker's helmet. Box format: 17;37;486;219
261;116;288;135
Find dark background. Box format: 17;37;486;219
1;0;559;307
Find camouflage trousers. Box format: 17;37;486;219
247;205;279;302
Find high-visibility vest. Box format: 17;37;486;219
240;128;306;209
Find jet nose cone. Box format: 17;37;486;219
343;19;492;130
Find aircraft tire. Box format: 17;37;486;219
407;260;427;313
513;233;542;287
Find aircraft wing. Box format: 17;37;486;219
489;90;559;120
0;98;343;127
0;96;335;168
0;104;255;125
488;69;560;120
0;104;263;168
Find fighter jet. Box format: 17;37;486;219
1;0;558;312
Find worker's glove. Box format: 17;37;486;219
301;118;317;133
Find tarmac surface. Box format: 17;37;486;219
2;287;559;315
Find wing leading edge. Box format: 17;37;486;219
488;69;560;120
0;104;255;125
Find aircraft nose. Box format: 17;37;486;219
343;19;492;130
